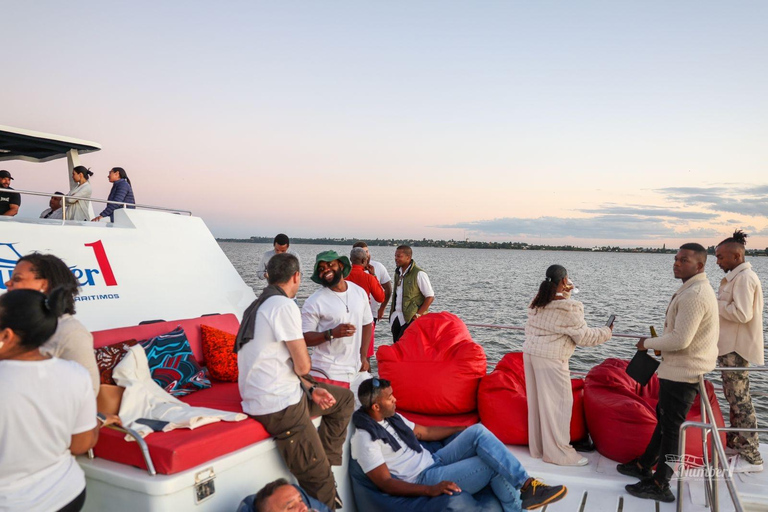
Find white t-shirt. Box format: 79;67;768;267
351;414;435;483
368;260;392;317
0;358;96;512
391;265;435;326
238;296;305;415
301;282;374;382
257;249;302;280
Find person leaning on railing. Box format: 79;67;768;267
91;166;135;222
0;288;98;512
66;166;94;221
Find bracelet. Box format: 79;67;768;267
325;329;333;341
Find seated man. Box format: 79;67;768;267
351;378;567;511
39;192;64;219
248;478;330;512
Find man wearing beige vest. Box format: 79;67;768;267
618;243;719;503
715;230;764;473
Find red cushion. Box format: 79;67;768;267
93;381;271;474
200;325;238;382
477;352;587;445
94;339;139;385
398;409;480;428
584;358;726;463
377;312;486;415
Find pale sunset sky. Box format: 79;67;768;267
3;1;767;248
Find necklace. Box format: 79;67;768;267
333;289;349;313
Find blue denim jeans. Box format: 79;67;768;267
416;424;528;512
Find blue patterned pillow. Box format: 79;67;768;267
139;326;211;397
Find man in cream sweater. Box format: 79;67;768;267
618;243;719;503
715;230;764;473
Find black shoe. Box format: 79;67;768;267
520;478;567;510
617;459;652;480
333;490;343;509
625;478;674;503
571;435;596;453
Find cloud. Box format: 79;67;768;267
437;215;719;240
578;204;717;221
656;186;768;218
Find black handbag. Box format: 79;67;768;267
626;350;660;386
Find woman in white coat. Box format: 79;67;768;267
523;264;613;466
65;166;93;221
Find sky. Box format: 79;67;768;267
2;1;767;248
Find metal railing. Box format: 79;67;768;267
6;188;191;220
87;423;157;476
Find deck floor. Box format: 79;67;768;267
506;445;768;511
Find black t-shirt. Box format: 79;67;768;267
0;187;21;214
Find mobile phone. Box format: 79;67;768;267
606;314;616;327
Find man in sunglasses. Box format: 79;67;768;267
350;378;567;510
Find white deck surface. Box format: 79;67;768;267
506;445;768;511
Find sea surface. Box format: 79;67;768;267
221;242;768;435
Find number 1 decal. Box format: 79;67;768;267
85;240;118;286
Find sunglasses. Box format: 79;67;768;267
361;378;384;408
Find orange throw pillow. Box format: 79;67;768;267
200;324;238;382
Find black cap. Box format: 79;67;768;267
0;170;13;180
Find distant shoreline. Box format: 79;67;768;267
216;237;768;256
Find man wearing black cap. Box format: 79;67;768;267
302;250;374;386
0;170;20;216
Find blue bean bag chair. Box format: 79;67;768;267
350;437;510;512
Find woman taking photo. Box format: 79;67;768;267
4;253;99;395
92;166;135;222
0;288;99;511
523;264;613;466
66;165;94;221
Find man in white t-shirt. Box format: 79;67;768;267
256;233;302;280
350;378;567;511
390;245;435;342
39;192;64;219
302;250;374;384
237;253;354;511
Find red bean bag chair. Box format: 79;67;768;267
477;352;588;445
377;312;486;415
584;358;726;463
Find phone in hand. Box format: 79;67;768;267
606;314;616;327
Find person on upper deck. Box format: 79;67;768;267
523;264;613;467
714;230;764;473
4;253;100;396
257;234;302;281
0;288;99;512
91;167;135;222
352;241;392;359
302;251;373;389
350;377;568;511
0;170;21;217
39;192;64;220
235;253;354;511
66;166;94;221
389;245;434;342
346;247;385;362
618;243;719;503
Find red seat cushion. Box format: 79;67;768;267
398;409;480;428
93;381;271;474
477;352;587;445
377;312;486;415
584;358;726;463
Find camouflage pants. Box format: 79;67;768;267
719;352;762;464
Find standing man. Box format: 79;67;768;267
39;192;64;219
714;230;764;473
390;245;434;342
0;170;20;217
346;247;385;361
236;253;354;511
302;251;374;386
257;234;302;281
618;243;719;503
353;242;393;359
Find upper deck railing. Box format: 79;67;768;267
4;188;192;220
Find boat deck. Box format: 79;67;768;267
506;445;768;511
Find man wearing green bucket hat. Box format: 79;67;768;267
302;250;374;385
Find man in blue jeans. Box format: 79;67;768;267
350;378;567;510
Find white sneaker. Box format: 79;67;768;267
729;455;764;473
560;457;589;467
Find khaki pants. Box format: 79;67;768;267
524;353;583;465
252;382;354;510
719;352;762;464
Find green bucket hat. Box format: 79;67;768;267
311;250;352;284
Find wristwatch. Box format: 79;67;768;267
306;385;317;398
325;329;334;341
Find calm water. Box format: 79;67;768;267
221;242;768;434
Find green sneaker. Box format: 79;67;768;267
520;478;567;510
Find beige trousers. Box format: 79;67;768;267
524;353;582;465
